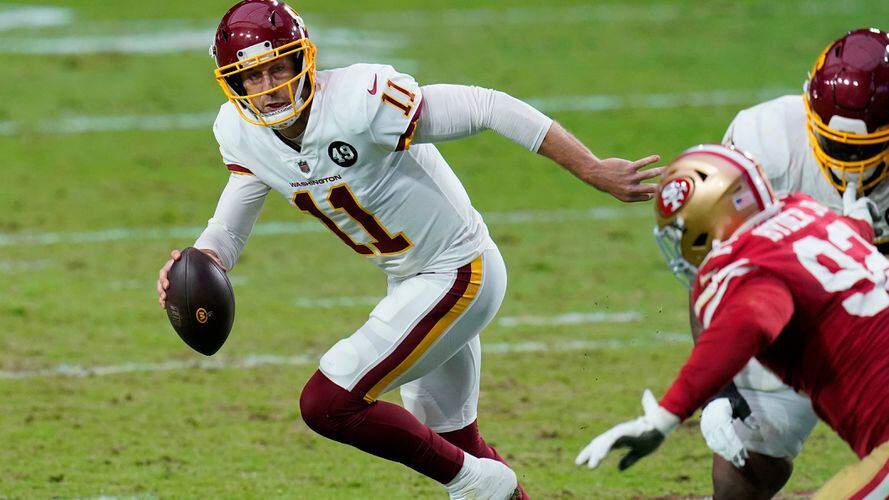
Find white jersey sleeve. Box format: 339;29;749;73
722;96;797;192
360;65;424;152
413;84;553;152
193;173;270;271
193;111;272;270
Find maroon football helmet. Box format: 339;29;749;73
805;28;889;193
210;0;316;129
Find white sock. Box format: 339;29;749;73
445;452;479;492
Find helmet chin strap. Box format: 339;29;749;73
266;104;301;130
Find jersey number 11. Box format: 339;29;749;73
292;184;413;256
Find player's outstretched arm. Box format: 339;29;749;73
537;122;662;202
413;84;661;202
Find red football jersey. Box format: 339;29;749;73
660;193;889;458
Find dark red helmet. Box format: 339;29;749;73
210;0;316;129
805;28;889;193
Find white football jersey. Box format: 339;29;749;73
723;95;889;251
721;95;889;393
211;64;491;278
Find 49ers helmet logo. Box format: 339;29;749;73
658;177;693;216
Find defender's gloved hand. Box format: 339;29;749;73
575;389;679;471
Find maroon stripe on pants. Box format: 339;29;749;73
351;261;473;398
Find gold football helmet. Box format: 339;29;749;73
211;1;317;129
654;144;777;286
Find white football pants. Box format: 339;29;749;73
319;246;507;432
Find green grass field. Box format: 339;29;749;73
1;0;886;497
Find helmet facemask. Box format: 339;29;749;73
805;97;889;193
653;220;698;288
214;37;317;129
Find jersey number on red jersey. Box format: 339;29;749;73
793;220;889;317
293;184;413;256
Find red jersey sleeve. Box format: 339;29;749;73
660;272;795;420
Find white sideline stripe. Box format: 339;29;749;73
0;88;795;137
0;333;689;380
0;206;648;247
498;311;641;327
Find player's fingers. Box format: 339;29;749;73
160;257;175;275
170;249;181;260
633;181;659;194
631;155;661;171
617;192;652;203
212;257;228;272
635;166;666;181
624;184;657;202
618;450;644;471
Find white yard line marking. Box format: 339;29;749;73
0;88;795;137
0;5;72;31
3;28;214;55
0;333;689;380
0;7;411;71
497;311;641;327
357;1;867;26
0;259;50;272
527;88;795;113
0;206;649;247
293;295;640;327
0;120;19;135
294;296;382;308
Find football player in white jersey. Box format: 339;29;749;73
154;1;662;498
698;28;889;499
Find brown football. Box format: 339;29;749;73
164;247;235;356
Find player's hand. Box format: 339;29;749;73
842;180;879;227
592;155;664;203
574;389;679;471
157;248;226;309
700;398;748;468
157;250;182;309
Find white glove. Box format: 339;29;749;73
575;389;679;471
700;398;748;468
843;180;879;226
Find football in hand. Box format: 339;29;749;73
164;247;235;356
